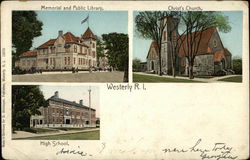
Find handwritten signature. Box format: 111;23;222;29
56;146;92;157
162;139;238;160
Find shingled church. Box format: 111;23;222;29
146;16;233;76
16;27;97;71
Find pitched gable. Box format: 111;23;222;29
81;27;96;40
146;41;159;59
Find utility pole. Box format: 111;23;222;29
88;86;91;127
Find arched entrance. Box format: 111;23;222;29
221;58;226;69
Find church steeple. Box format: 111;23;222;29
81;27;96;40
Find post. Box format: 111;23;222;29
88;86;91;127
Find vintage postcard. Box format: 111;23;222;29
1;1;249;160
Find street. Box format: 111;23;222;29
12;71;124;82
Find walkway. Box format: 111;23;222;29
12;128;100;139
134;72;239;83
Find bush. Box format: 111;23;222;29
233;58;242;74
23;127;37;133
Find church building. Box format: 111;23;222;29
16;27;97;71
146;16;233;76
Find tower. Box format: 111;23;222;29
159;16;179;75
81;27;97;67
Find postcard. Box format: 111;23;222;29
1;1;249;160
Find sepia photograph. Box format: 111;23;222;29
133;11;243;83
12;11;128;82
12;85;100;140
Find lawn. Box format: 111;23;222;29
218;76;242;82
16;130;100;140
22;127;59;134
53;127;90;131
133;73;202;83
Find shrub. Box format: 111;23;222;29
233;58;242;74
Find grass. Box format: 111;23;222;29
133;73;203;83
53;127;89;131
15;130;100;140
23;127;59;134
218;75;242;82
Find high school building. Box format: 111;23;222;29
30;91;97;128
16;27;97;71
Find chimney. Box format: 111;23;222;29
79;100;83;105
58;30;63;37
54;91;59;98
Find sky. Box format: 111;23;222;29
133;11;243;62
39;85;100;117
31;11;128;49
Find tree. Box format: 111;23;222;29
12;86;48;130
232;57;242;74
12;11;43;66
102;33;129;82
178;11;231;79
96;36;106;67
135;11;180;76
133;58;142;72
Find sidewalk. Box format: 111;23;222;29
12;128;99;139
135;72;238;83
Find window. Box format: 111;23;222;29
78;58;80;65
92;51;95;58
68;57;70;65
164;31;167;41
74;58;76;65
74;45;77;53
80;46;82;53
27;60;30;66
64;57;67;65
85;49;87;54
92;43;95;48
213;40;217;47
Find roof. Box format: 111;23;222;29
48;96;96;111
178;27;217;57
20;50;37;58
37;32;90;49
224;48;232;56
81;27;96;40
146;41;159;59
37;39;56;49
62;32;79;43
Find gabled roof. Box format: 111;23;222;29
81;27;96;40
37;39;56;49
20;50;37;58
178;27;217;57
146;41;159;59
37;32;89;49
62;32;79;43
224;48;232;56
48;96;96;111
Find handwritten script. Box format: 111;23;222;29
56;146;92;157
162;139;238;160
